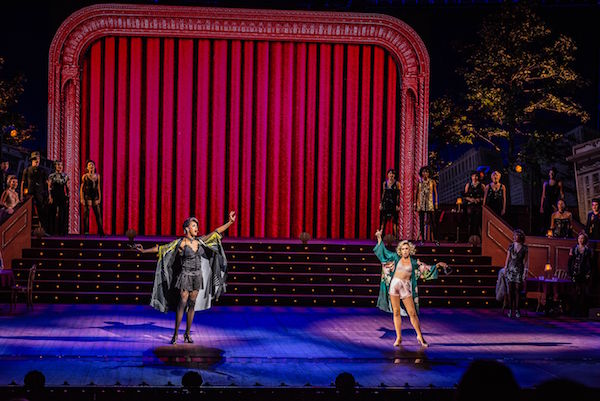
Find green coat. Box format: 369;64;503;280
373;241;439;314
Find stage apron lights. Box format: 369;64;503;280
48;6;430;238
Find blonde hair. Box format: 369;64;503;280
396;240;416;256
491;171;501;178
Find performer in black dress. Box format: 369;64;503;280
463;171;484;238
567;232;593;316
379;169;400;239
550;199;572;238
504;229;528;318
539;167;564;234
135;211;236;344
80;159;104;236
48;161;70;235
483;171;506;217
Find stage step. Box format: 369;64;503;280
12;237;499;307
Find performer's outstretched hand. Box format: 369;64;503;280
375;229;383;243
229;211;236;223
133;244;144;252
438;262;451;275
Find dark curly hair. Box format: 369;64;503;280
182;217;199;234
419;165;432;177
514;229;526;244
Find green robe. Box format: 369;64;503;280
373;241;438;314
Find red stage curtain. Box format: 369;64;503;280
80;37;401;238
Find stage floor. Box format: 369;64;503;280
1;304;599;388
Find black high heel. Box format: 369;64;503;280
184;332;194;344
170;333;178;344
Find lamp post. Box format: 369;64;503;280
455;197;463;243
544;263;553;280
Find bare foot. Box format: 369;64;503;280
417;336;429;348
393;337;402;347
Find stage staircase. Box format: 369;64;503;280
11;237;499;307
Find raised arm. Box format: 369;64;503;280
375;229;383;245
373;230;399;263
213;211;236;235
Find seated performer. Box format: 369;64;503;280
373;229;448;347
135;211;236;344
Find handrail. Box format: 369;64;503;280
0;198;32;270
481;205;600;277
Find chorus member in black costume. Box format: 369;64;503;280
379;169;400;239
414;166;438;243
0;160;10;193
539;167;564;234
21;151;49;232
0;175;20;224
463;171;484;238
503;229;528;318
550;199;572;238
567;232;593;316
483;171;506;217
80;159;104;236
135;211;236;344
373;229;448;347
48;161;69;235
585;198;600;240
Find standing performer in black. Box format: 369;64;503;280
539;167;564;234
379;169;400;239
48;160;70;235
567;232;593;316
80;159;104;236
135;211;236;344
20;152;49;233
463;171;484;238
483;171;506;217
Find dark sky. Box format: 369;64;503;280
1;0;598;158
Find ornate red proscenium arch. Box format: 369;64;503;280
48;4;430;237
